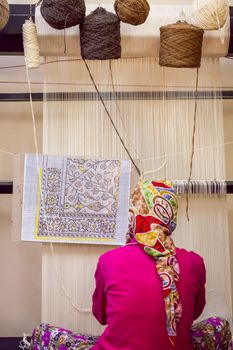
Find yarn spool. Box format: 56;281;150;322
0;0;9;31
23;18;40;69
40;0;86;30
159;21;204;68
114;0;150;26
189;0;229;30
80;7;121;60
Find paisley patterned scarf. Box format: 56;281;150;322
128;180;182;346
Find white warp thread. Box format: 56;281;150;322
41;57;232;335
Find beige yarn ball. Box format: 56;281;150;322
114;0;150;26
0;0;9;31
189;0;229;30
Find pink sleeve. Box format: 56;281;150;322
92;259;107;325
194;257;206;320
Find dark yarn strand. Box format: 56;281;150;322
114;0;150;26
40;0;86;30
186;68;199;221
159;21;204;68
80;7;121;60
83;59;141;177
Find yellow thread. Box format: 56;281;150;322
35;235;115;242
34;167;43;239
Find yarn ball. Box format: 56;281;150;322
189;0;229;30
159;21;204;68
0;0;9;31
114;0;150;26
40;0;86;30
80;7;121;60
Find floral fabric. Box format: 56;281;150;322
191;317;233;350
30;323;98;350
30;317;233;350
128;180;180;346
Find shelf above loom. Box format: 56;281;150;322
35;4;231;58
0;5;233;57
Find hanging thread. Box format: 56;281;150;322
0;148;15;156
83;59;141;176
40;0;86;30
23;18;40;69
159;21;204;68
109;60;143;175
80;7;121;60
188;0;229;30
50;243;91;313
114;0;150;25
0;0;9;31
186;68;199;221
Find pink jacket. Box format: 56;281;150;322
92;243;206;350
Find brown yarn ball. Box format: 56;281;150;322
0;0;9;31
114;0;150;25
40;0;86;30
80;7;121;60
159;21;204;68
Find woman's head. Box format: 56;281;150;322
128;180;178;244
128;180;182;345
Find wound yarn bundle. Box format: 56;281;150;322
0;0;9;31
80;7;121;60
114;0;150;25
40;0;86;30
159;21;204;68
23;18;40;69
188;0;229;30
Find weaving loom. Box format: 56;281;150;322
31;55;230;335
3;1;231;337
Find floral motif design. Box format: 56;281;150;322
37;157;121;241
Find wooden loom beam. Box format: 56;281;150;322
1;181;233;194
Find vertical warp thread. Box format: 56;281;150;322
109;60;142;173
83;59;141;176
186;68;199;221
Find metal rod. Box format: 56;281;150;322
1;181;233;194
0;90;232;102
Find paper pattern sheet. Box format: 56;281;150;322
22;155;131;244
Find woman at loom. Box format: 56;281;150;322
30;181;232;350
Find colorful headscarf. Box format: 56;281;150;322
128;180;182;346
